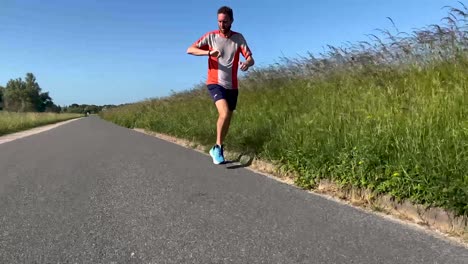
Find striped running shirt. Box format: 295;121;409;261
193;30;252;90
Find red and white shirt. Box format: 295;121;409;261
193;30;252;90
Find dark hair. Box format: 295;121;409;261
218;6;233;20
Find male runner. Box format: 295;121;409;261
187;6;255;164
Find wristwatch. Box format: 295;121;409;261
208;50;211;56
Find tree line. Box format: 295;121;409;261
0;73;117;114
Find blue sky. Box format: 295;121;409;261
0;0;463;106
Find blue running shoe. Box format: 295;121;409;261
209;145;225;164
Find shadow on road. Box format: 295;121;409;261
224;153;254;169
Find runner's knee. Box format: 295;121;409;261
218;110;229;120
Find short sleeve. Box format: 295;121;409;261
238;34;252;59
192;32;211;50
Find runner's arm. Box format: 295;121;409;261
186;45;210;56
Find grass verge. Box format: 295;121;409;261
0;112;82;136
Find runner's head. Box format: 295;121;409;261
217;6;233;35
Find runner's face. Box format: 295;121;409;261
217;14;232;34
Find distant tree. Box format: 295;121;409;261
3;73;59;112
24;73;42;111
38;91;54;112
63;103;103;114
85;105;101;114
3;78;27;111
45;104;61;113
66;103;84;114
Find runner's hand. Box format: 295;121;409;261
209;50;221;58
240;61;250;71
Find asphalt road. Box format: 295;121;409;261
0;116;467;263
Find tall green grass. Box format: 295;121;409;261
100;5;468;215
0;112;82;136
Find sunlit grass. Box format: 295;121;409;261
0;112;82;136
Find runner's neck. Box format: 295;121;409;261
220;30;232;38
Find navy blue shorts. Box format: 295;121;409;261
207;84;239;111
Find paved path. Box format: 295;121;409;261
0;116;466;263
